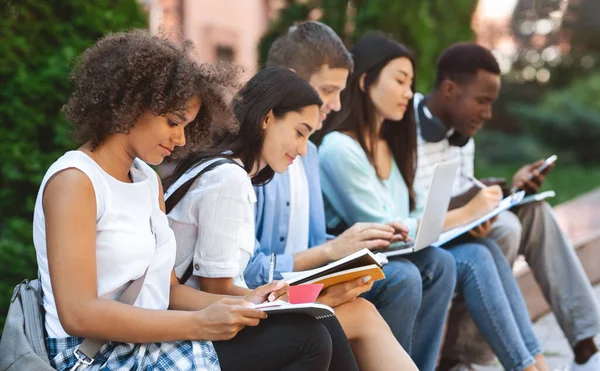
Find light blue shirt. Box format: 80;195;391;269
244;142;329;289
319;131;421;237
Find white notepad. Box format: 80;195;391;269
433;191;526;247
251;300;335;320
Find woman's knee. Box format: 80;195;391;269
384;261;423;303
453;243;495;277
350;298;389;337
474;238;510;265
420;247;457;288
287;315;333;362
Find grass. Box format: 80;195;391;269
475;162;600;206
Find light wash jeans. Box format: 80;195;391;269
443;201;600;365
447;239;542;371
361;246;456;371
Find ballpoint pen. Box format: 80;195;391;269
268;253;277;284
462;174;487;189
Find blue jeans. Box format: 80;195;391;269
362;246;456;371
447;239;542;371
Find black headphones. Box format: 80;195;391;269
417;96;470;147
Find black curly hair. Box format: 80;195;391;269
62;29;240;155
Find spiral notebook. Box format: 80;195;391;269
251;300;335;320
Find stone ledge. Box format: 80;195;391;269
515;188;600;321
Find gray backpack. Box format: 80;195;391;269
0;279;54;371
0;273;147;370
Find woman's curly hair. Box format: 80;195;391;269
62;29;240;155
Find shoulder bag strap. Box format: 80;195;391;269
165;158;242;285
72;160;169;369
73;268;148;367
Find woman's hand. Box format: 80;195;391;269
464;185;503;219
316;276;374;308
193;297;267;341
244;280;289;304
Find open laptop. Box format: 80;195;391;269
381;161;458;257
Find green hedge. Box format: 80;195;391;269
510;72;600;165
0;0;146;330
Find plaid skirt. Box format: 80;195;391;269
47;337;221;371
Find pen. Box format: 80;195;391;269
463;174;487;189
268;253;277;283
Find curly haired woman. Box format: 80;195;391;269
33;30;358;371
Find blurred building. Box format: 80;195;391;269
139;0;286;78
474;0;600;85
472;0;519;75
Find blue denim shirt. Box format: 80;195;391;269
244;142;328;289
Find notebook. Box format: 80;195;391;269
380;161;459;257
251;300;335;319
432;191;526;247
302;264;385;289
282;248;386;287
514;190;555;207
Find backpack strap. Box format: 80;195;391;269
164;158;243;284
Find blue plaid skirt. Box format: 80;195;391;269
47;337;221;370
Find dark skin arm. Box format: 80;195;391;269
511;159;554;194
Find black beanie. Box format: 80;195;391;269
350;32;413;78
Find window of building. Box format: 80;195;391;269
216;45;235;63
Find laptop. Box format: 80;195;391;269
381;161;458;257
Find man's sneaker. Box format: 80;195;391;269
572;352;600;371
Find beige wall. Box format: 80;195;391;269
184;0;268;78
145;0;286;80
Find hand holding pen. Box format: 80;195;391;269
244;253;289;304
461;174;501;237
244;280;289;304
462;174;503;216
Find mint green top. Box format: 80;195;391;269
319;131;422;237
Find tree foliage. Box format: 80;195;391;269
511;72;600;164
0;0;146;329
258;0;479;92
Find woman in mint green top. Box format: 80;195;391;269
319;130;420;238
319;32;545;371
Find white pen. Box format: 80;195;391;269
463;174;487;189
268;253;276;283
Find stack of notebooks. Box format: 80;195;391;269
258;249;387;319
282;248;387;289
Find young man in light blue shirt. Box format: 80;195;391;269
245;21;456;371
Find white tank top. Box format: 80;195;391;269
33;151;176;338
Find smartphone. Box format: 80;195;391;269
510;155;557;193
535;154;557;174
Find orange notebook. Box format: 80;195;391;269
284;249;387;288
303;264;385;289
